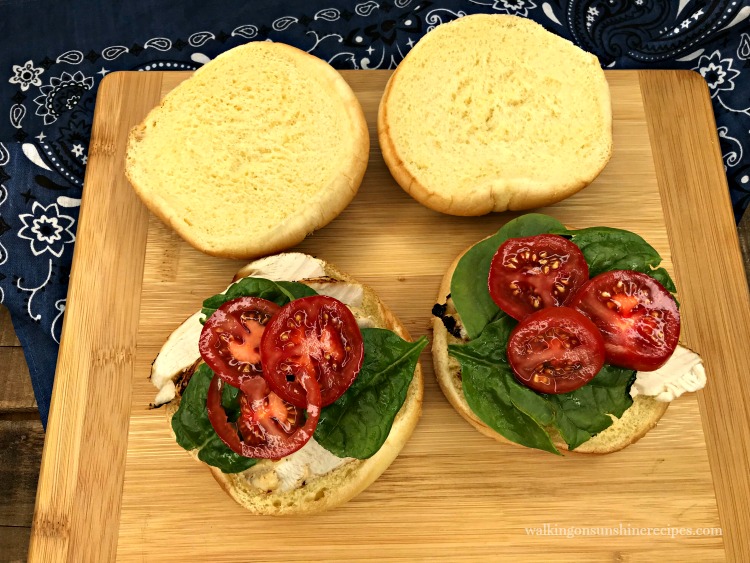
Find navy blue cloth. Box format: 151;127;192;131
1;0;749;426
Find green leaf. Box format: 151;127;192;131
450;316;560;454
648;267;678;294
200;277;318;322
543;365;635;450
315;329;427;459
555;227;679;300
221;379;242;423
554;227;660;277
451;214;566;339
171;364;257;473
449;317;637;453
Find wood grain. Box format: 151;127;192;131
31;70;740;562
27;72;161;563
0;526;32;563
0;306;21;346
0;419;44;526
640;70;750;563
738;208;750;289
0;347;36;412
0;303;42;563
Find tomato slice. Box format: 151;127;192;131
206;371;321;459
507;307;605;394
571;270;680;371
260;295;364;408
199;297;280;387
489;234;589;321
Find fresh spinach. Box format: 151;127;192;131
451;216;678;341
171;363;257;473
450;316;560;454
446;214;674;452
314;329;428;459
542;364;635;450
450;316;636;453
554;226;678;293
175;273;427;466
450;214;566;339
201;277;317;321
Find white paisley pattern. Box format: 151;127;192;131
17;201;75;257
9;60;44;92
695;50;741;96
33;71;95;125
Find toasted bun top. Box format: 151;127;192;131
378;14;612;215
126;43;369;259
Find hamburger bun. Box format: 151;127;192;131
159;254;423;514
378;14;612;215
126;43;369;258
432;245;669;454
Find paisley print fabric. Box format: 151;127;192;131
0;0;748;425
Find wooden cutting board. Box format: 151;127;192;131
28;70;750;562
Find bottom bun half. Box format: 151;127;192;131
432;250;668;455
165;257;423;515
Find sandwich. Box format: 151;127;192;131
151;253;426;514
432;213;706;454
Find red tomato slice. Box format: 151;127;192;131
571;270;680;371
206;371;321;460
489;234;589;321
508;307;605;394
199;297;281;387
261;295;364;408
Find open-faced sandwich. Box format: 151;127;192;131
432;213;706;454
151;253;426;514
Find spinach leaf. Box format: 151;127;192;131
449;316;560;454
450;214;566;339
647;267;678;294
171;363;256;473
543;365;635;450
315;329;428;459
201;277;317;321
450;316;636;453
555;226;678;295
221;379;243;422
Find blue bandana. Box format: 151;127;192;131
1;0;748;426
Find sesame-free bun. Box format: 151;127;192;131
126;43;369;258
162;255;424;514
432;245;668;454
378;14;612;215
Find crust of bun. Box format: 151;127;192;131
165;256;423;514
126;42;369;259
378;14;612;216
432;243;669;455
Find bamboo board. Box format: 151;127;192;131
29;70;750;562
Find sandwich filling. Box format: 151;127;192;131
436;213;706;454
153;253;425;488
